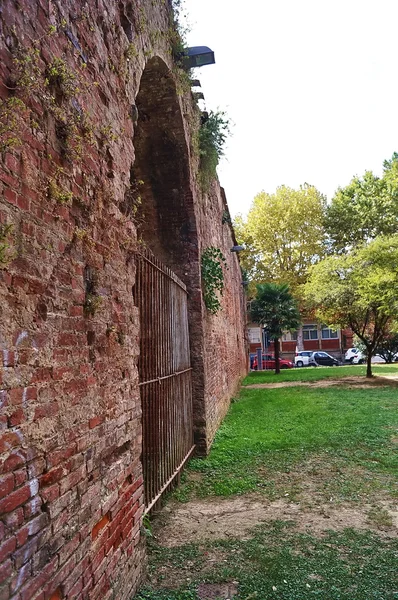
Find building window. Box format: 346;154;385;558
321;326;338;339
303;324;318;340
282;331;298;342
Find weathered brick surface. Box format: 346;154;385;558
0;0;246;597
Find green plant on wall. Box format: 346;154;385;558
0;224;14;267
0;97;31;152
198;110;231;189
201;246;227;314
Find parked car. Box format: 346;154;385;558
352;352;397;364
294;351;314;367
345;348;360;363
310;351;340;366
296;351;339;367
252;354;294;370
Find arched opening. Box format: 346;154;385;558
131;57;204;509
129;56;196;277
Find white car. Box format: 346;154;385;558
345;348;361;363
351;352;397;364
294;351;314;367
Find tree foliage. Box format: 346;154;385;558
304;235;398;377
235;185;327;295
325;153;398;252
251;283;301;374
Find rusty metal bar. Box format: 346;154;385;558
136;247;194;509
144;445;196;515
138;368;193;386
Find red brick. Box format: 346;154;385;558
68;577;83;599
19;556;58;600
0;536;16;562
89;416;105;429
0;473;14;499
3;507;24;532
17;195;30;211
0;431;22;455
8;408;25;427
13;537;38;569
0;484;31;515
0;169;19;188
0;559;12;585
40;483;60;503
58;532;80;566
46;445;76;470
14;468;27;488
10;561;31;593
91;514;110;541
16;513;48;548
39;466;64;488
59;465;86;495
4;187;17;205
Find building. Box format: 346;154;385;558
248;321;354;362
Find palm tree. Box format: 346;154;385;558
251;283;301;374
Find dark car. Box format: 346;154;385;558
252;354;294;370
309;351;340;366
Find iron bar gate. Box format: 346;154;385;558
136;248;194;511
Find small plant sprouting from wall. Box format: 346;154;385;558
201;246;227;314
47;166;74;205
222;210;232;225
198;110;231;190
83;265;102;316
46;58;79;99
0;224;14;267
0;97;31;152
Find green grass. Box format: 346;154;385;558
173;383;398;502
138;522;398;599
243;363;398;385
138;372;398;599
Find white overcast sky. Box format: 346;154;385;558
184;0;398;217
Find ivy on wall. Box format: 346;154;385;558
201;246;227;314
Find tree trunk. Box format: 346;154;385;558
275;337;280;375
296;326;304;352
366;352;373;378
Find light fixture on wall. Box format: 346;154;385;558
181;46;215;69
230;245;244;253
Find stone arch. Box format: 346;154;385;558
131;56;207;453
130;56;196;277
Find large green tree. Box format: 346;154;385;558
325;153;398;252
234;184;327;295
304;235;398;377
251;283;301;375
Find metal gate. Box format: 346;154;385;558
136;248;194;511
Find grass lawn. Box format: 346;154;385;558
243;363;398;385
137;368;398;600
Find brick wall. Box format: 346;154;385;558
0;0;247;597
198;186;247;452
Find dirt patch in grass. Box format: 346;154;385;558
154;496;398;547
245;376;398;389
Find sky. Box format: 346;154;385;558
183;0;398;217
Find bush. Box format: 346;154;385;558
198;110;231;189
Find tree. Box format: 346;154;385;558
374;331;398;363
304;235;398;377
250;283;301;375
234;184;327;295
325;153;398;252
355;330;398;364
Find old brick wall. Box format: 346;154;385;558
197;186;248;452
0;0;247;597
